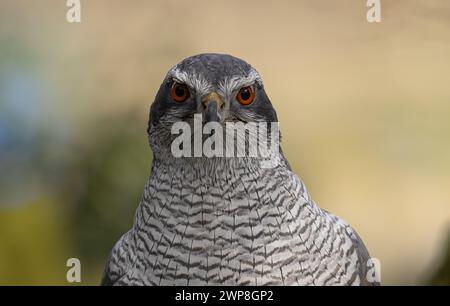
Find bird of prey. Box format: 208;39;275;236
101;53;378;286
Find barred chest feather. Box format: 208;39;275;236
104;157;369;286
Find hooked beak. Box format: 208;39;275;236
202;92;223;123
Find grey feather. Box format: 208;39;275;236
102;54;378;286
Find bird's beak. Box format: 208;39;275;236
202;92;223;123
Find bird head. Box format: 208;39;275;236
148;53;279;160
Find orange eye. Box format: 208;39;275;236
236;86;255;105
171;82;189;102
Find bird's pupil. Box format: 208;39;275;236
175;86;185;97
241;88;250;100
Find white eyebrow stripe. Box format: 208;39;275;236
217;69;262;98
168;68;213;97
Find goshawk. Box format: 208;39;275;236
101;53;377;286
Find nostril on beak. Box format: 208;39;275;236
203;92;224;109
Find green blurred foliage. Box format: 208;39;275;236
0;111;151;285
62;112;151;267
0;200;69;285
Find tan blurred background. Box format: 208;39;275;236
0;0;449;285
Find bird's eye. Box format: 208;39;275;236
236;86;255;105
171;82;189;103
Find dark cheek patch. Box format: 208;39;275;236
149;88;170;126
254;88;277;122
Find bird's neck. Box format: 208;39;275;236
132;154;311;234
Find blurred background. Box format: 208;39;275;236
0;0;449;285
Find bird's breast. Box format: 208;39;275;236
125;159;362;285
